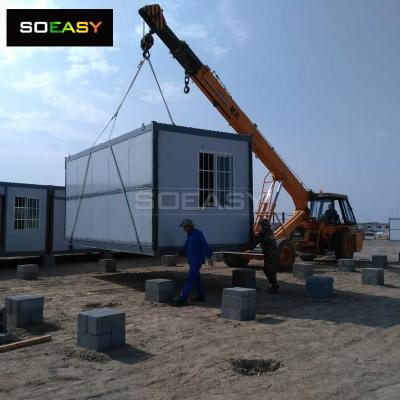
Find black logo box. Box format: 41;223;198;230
7;9;113;46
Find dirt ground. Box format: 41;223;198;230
1;240;400;400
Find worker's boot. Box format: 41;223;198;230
265;272;279;294
172;298;187;307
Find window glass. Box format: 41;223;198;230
199;153;234;208
14;196;40;230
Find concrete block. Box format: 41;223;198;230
212;252;224;262
222;293;256;309
111;329;126;347
161;255;177;267
145;279;175;303
372;255;387;268
0;333;10;345
221;307;255;321
79;308;124;335
17;264;38;280
77;308;125;351
6;313;30;328
78;313;88;333
293;264;314;279
221;287;256;321
40;254;55;268
77;332;112;351
337;259;356;272
232;269;256;289
5;294;44;314
362;268;384;286
5;294;44;328
306;276;334;299
0;307;6;333
223;287;256;297
29;311;44;326
99;259;117;273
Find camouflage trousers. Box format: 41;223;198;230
263;256;277;285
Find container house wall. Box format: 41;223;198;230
52;188;70;252
156;127;252;252
3;185;48;254
65;128;154;253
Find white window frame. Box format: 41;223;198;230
198;151;234;209
14;196;40;230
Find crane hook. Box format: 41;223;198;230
140;33;154;59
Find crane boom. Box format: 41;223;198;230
139;4;312;236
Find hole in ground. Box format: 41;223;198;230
231;358;282;376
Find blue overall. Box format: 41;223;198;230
180;228;213;300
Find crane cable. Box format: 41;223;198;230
68;52;176;251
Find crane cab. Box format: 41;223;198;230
292;193;363;260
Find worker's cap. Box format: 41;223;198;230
179;218;195;227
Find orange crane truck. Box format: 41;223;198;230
139;4;364;270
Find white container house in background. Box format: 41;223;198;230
65;122;254;255
389;218;400;241
0;182;81;256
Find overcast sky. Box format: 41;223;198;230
0;0;399;222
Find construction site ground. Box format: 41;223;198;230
0;239;399;400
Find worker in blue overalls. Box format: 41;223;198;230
173;219;213;307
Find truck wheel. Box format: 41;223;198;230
334;231;354;259
277;239;296;271
223;253;250;268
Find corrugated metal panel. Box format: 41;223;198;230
65;129;154;251
65;122;252;254
390;218;400;241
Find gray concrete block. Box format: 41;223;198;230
221;307;256;321
223;287;256;297
17;264;38;280
5;294;44;314
212;252;224;262
99;259;117;273
79;308;124;335
145;279;175;303
222;293;256;309
77;331;112;351
0;333;10;345
0;307;6;333
7;313;30;328
337;259;356;272
372;255;387;268
40;254;55;268
362;268;384;285
293;264;314;279
161;255;177;267
78;313;88;333
29;311;43;326
306;276;334;299
232;269;256;288
111;329;126;347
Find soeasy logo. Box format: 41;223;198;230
7;9;113;46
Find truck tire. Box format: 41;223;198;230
223;253;250;268
334;231;354;259
277;239;296;271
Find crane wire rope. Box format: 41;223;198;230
68;53;176;251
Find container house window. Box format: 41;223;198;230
14;197;40;230
199;152;233;208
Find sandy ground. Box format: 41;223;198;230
0;240;400;400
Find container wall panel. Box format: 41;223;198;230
5;186;47;253
156;128;252;250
